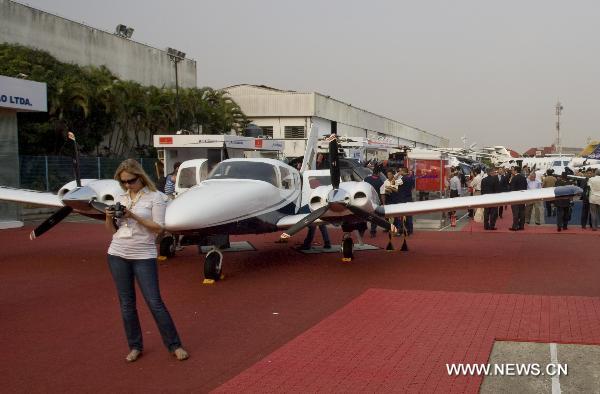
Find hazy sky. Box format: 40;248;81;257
21;0;600;151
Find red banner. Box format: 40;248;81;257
410;159;447;191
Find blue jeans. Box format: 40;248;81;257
107;254;182;352
302;225;330;247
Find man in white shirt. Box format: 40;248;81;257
588;169;600;231
470;169;483;196
525;172;543;225
447;170;462;225
449;171;462;197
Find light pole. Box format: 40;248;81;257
555;101;563;156
167;47;186;132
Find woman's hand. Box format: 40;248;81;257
104;207;117;233
123;208;136;221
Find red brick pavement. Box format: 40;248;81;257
215;289;600;393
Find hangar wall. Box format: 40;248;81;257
0;110;20;225
0;0;196;88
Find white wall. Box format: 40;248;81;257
246;117;309;157
0;0;196;88
0;109;20;224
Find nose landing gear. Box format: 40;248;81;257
341;233;354;262
203;248;224;284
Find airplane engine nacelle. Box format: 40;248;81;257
58;179;122;206
343;182;377;213
58;179;96;198
86;179;123;205
308;186;330;212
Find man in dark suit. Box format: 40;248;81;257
481;168;500;230
363;166;385;237
509;166;528;230
396;168;415;235
554;172;573;231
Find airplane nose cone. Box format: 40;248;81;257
164;180;280;232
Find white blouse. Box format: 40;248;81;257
107;188;168;260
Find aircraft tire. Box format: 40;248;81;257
204;251;222;281
341;237;354;260
159;235;176;258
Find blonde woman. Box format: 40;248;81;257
105;159;188;362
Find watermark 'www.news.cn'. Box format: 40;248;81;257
446;363;568;377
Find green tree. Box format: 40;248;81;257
0;43;251;157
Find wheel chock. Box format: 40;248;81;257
157;255;167;261
203;274;225;285
400;238;409;252
341;257;352;262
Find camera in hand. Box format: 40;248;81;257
108;202;126;218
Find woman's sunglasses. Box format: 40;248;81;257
120;176;139;185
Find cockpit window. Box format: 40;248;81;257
208;161;278;186
178;167;197;189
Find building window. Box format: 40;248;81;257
284;126;305;139
260;126;273;138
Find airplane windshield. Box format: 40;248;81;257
208;161;278;186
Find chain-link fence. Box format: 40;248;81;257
19;156;161;192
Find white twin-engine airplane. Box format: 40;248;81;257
0;131;583;283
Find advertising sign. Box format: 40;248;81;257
410;159;447;192
0;75;47;112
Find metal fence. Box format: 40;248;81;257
19;156;161;192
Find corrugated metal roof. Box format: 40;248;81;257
224;84;449;147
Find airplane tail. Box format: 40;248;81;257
586;144;600;160
299;124;319;173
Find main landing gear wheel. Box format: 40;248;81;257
159;235;176;258
203;250;223;284
341;236;354;262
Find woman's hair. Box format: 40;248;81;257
114;159;157;192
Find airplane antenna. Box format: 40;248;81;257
555;100;563;157
400;217;409;252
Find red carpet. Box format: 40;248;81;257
0;222;598;392
215;289;600;393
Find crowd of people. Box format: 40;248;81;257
448;164;600;232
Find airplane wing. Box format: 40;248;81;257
0;186;63;208
276;213;319;229
378;186;581;217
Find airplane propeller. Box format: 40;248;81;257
281;134;393;240
30;206;73;240
30;132;100;239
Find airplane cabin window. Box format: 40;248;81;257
178;167;197;189
208;161;278;186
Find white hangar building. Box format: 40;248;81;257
0;0;196;88
224;84;449;158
